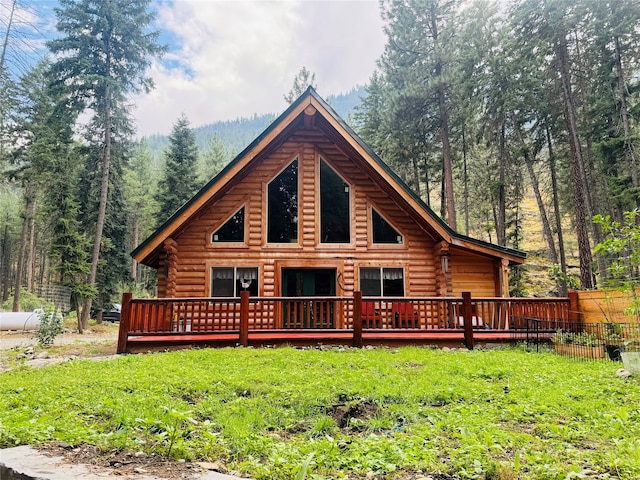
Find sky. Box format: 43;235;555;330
6;0;387;137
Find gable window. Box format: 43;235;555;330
320;159;350;243
211;267;258;297
268;159;298;243
359;267;404;296
211;207;245;243
372;208;402;244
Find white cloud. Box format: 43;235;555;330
131;0;385;137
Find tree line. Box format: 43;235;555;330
1;0;638;327
354;0;640;295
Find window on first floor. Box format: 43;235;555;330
211;206;245;243
211;267;259;297
359;267;405;296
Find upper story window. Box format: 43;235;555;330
320;159;350;243
359;267;405;296
372;208;403;244
211;206;245;243
268;159;298;243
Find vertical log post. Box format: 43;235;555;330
117;292;132;354
353;291;363;348
462;292;474;350
240;290;249;347
567;290;580;327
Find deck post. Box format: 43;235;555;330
240;290;249;347
117;292;132;354
462;292;474;350
567;290;580;326
353;291;363;348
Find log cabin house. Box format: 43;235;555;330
118;88;572;352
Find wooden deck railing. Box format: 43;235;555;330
117;292;575;353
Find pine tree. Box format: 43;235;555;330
156;114;200;221
284;67;317;104
48;0;164;327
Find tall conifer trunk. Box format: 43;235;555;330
546;123;568;296
614;36;638;193
81;82;112;330
556;31;593;289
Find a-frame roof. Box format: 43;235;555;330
133;87;525;266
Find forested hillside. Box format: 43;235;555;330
0;0;638;319
143;86;366;164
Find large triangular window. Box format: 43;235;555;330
372;208;403;244
268;159;298;243
211;206;245;243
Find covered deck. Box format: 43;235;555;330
117;292;576;353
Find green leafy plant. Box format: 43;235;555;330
548;264;579;291
33;309;64;347
0;290;52;312
552;330;600;347
594;210;640;319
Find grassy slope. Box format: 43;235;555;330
1;347;639;479
517;191;579;297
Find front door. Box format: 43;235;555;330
282;268;336;297
281;268;336;327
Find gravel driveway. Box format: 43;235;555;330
0;331;118;350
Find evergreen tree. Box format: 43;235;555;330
371;0;460;229
156;114;200;221
284;67;317;104
48;0;164;327
124;140;157;283
199;133;230;183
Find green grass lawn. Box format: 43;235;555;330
1;346;639;479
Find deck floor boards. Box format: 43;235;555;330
123;328;550;351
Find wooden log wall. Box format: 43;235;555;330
165;134;441;299
155;127;503;331
450;251;498;297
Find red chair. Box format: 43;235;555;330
392;301;417;328
361;301;379;328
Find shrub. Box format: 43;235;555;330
552;330;600;347
33;309;64;347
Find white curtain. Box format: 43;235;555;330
236;267;258;280
360;268;381;280
383;268;403;280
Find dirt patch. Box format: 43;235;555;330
37;442;234;479
329;400;379;429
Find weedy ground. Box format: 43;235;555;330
1;346;638;479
